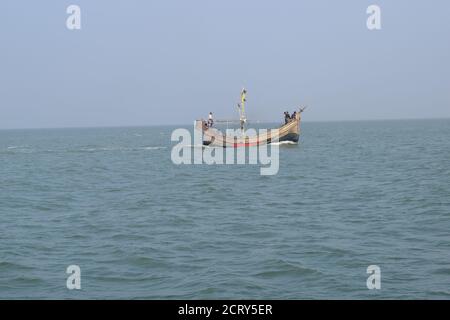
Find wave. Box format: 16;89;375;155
2;146;167;154
179;142;297;149
79;146;167;152
271;141;298;146
139;146;167;150
182;144;208;148
252;259;322;279
3;146;34;153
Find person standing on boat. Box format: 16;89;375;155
284;111;290;124
291;111;297;120
208;112;214;127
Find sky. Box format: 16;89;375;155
0;0;449;129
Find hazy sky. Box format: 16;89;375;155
1;0;449;128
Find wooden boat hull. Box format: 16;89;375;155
279;132;299;143
196;113;301;148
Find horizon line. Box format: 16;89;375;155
1;116;449;131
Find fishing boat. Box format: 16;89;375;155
195;89;305;148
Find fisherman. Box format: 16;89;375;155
291;111;297;120
284;111;290;124
208;112;214;127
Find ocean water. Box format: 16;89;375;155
1;119;449;299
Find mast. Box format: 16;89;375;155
239;88;247;131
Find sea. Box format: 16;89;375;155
1;119;449;299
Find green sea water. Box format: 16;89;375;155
1;119;449;299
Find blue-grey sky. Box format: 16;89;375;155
1;0;449;128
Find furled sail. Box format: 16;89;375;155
239;88;247;130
